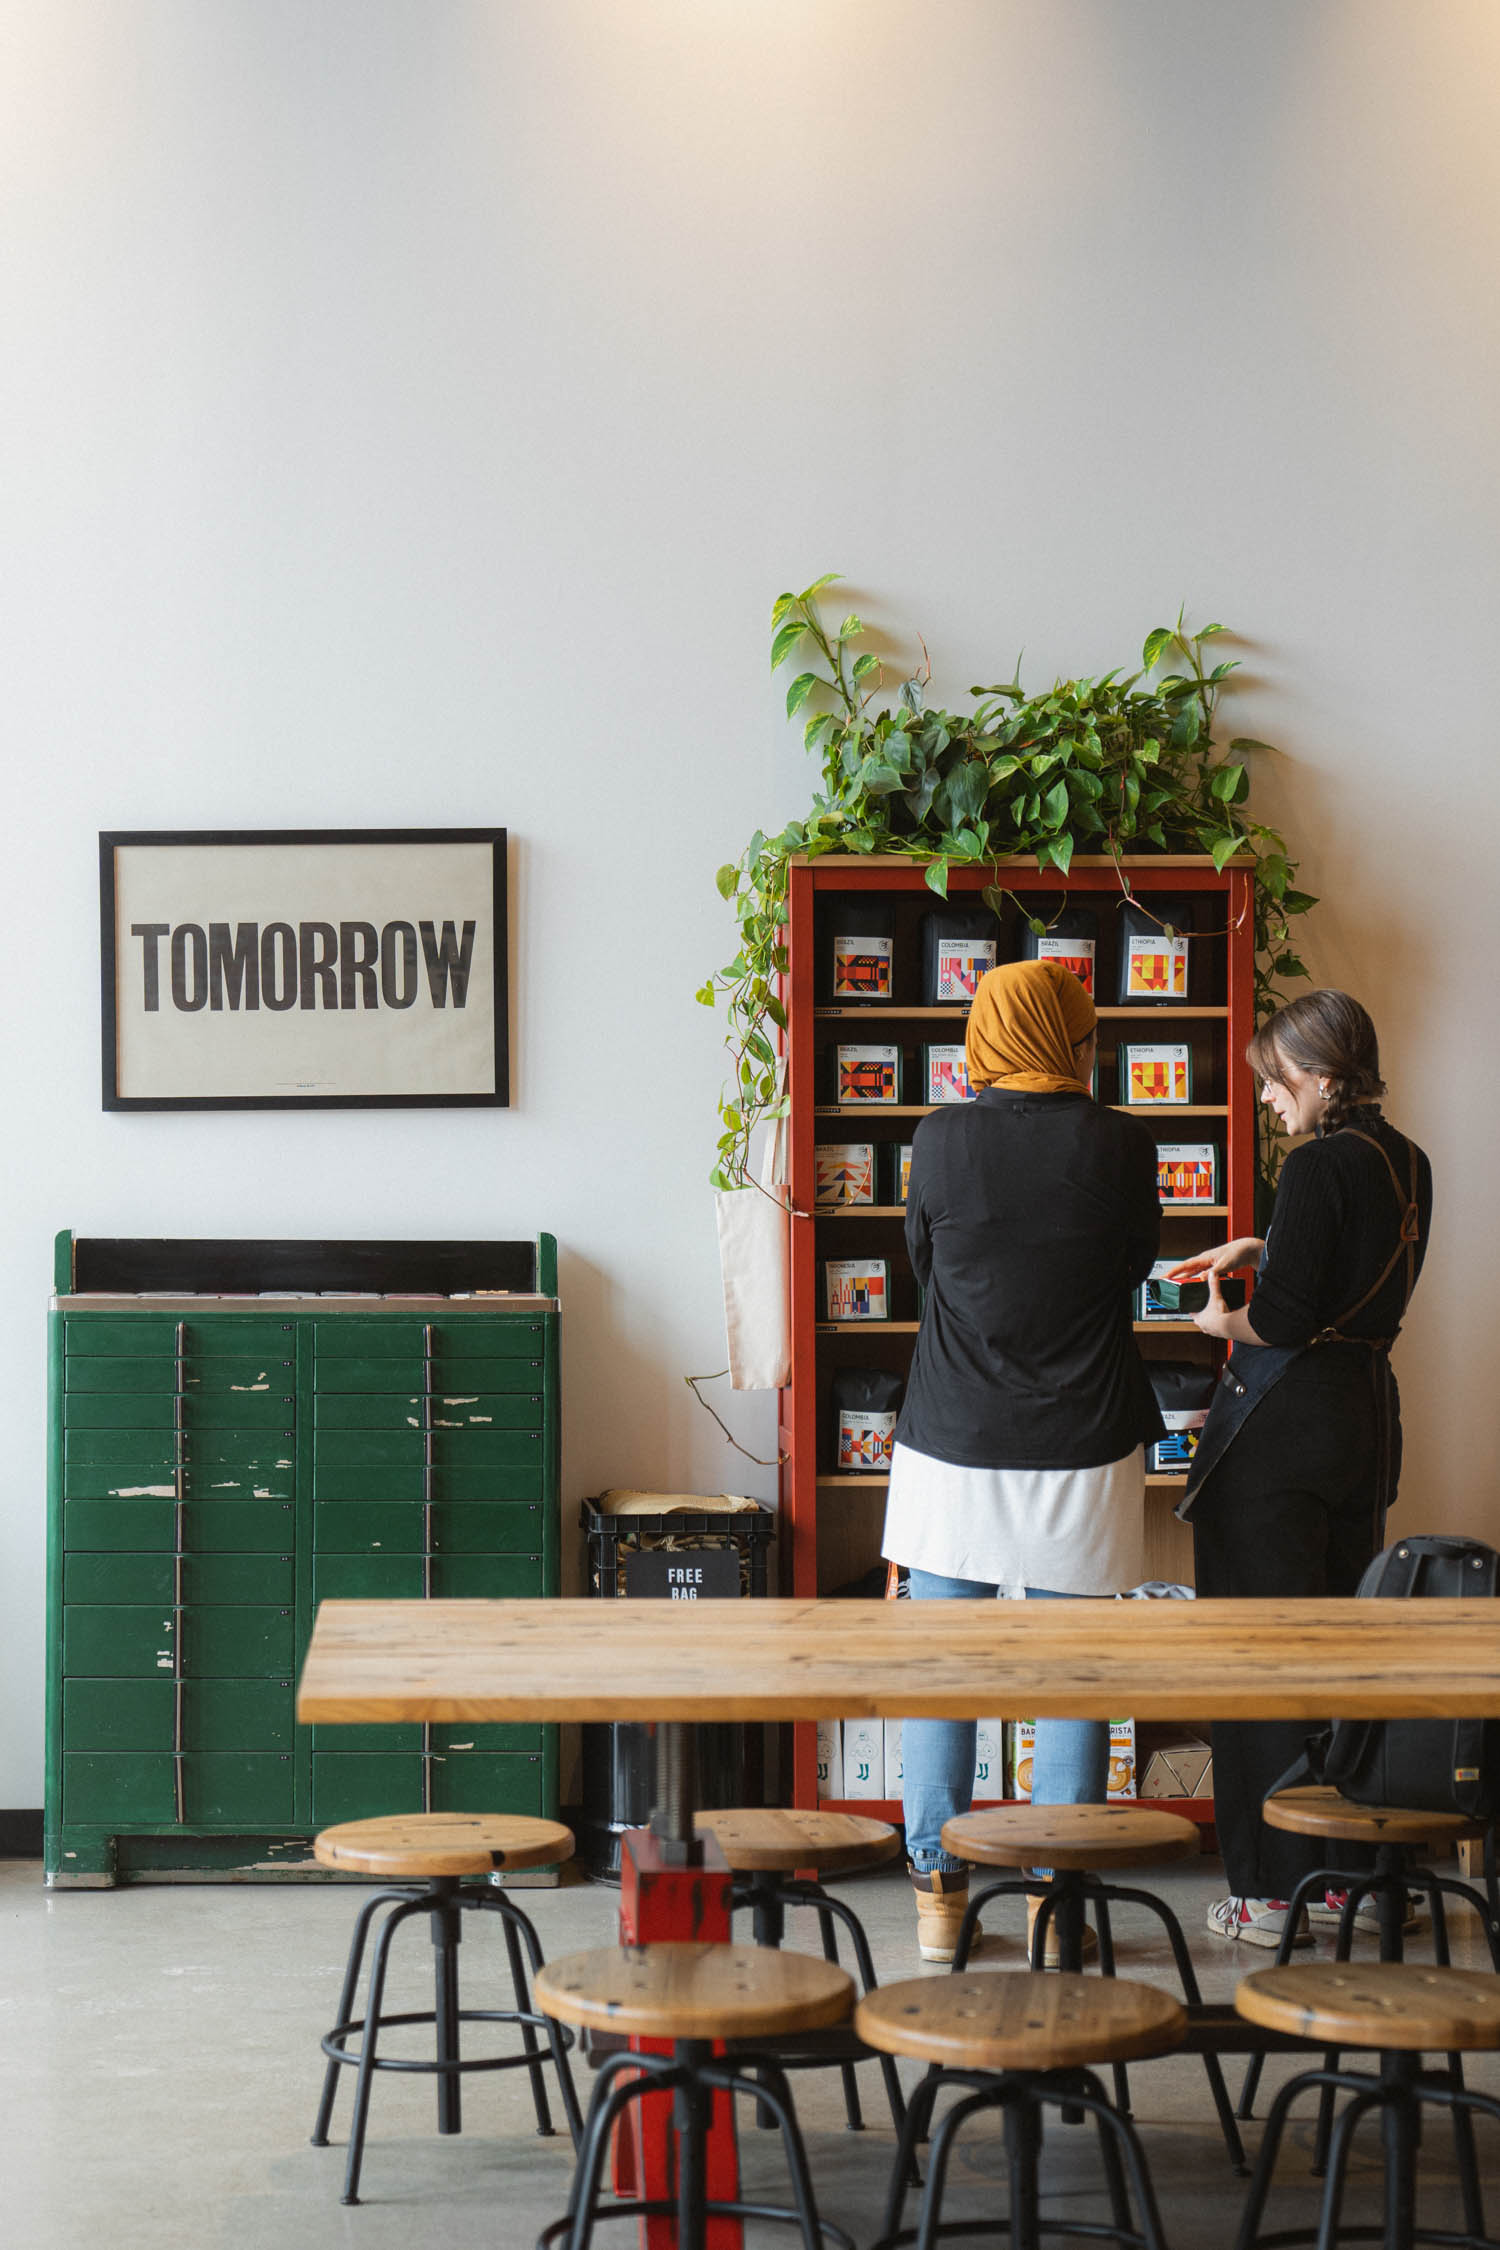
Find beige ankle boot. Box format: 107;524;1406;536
910;1867;975;1964
1026;1891;1099;1968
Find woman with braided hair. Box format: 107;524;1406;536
1167;988;1432;1948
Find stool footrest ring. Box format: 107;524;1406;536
322;2006;575;2075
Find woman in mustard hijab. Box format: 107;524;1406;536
883;959;1165;1963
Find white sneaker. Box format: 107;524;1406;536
1307;1886;1428;1936
1206;1895;1312;1949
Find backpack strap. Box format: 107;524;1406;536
1312;1128;1421;1344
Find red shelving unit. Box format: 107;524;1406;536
777;853;1258;1825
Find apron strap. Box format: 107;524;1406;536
1314;1128;1421;1339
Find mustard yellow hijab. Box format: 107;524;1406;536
965;959;1097;1094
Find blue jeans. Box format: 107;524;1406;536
902;1570;1110;1875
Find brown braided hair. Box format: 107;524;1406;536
1246;990;1387;1133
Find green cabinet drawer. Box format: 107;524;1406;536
313;1552;542;1600
64;1752;176;1825
312;1753;422;1825
313;1423;541;1471
314;1394;544;1438
65;1353;297;1394
65;1428;293;1466
64;1498;295;1552
310;1750;545;1826
312;1501;543;1554
64;1553;294;1605
64;1317;297;1357
311;1455;543;1504
314;1320;545;1361
430;1753;544;1817
64;1390;296;1432
312;1357;548;1396
63;1604;295;1678
64;1677;293;1752
61;1750;293;1826
306;1721;540;1756
62;1460;297;1501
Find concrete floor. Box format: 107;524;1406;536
4;1851;1499;2248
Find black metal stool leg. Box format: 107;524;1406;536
879;2068;943;2241
1102;1877;1247;2172
721;2057;836;2250
914;2084;1012;2250
1045;2069;1172;2250
490;1890;585;2148
1237;1864;1330;2121
562;2054;672;2250
1090;1892;1133;2123
1233;2064;1320;2250
803;1882;912;2144
1425;1882;1486;2241
342;1891;431;2205
432;1880;463;2136
494;1901;555;2138
311;1886;411;2149
809;1900;864;2133
1005;2087;1044;2250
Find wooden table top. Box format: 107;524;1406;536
296;1596;1500;1725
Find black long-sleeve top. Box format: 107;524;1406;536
1247;1110;1432;1347
894;1087;1165;1470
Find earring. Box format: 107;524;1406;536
1318;1082;1329;1099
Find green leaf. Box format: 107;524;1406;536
1229;737;1278;755
786;671;819;719
1211;762;1248;803
1210;832;1241;872
1283;888;1317;915
770;620;807;671
851;652;880;684
838;613;865;639
899;675;925;715
1028;916;1048;939
770;592;796;626
1047;831;1075;874
1042;778;1070;826
695;981;716;1006
1142;627;1173;671
715;863;739;899
797;571;841;601
924;856;951;897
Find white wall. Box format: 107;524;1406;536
4;0;1499;1803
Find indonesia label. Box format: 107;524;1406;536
824;1259;889;1321
934;936;996;1002
837;1409;898;1471
832;934;892;998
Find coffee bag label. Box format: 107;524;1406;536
832;934;892;998
1034;934;1096;994
1157;1142;1217;1202
837;1045;900;1103
935;936;996;1001
837;1409;898;1471
1122;1043;1191;1104
1124;932;1189;999
925;1045;972;1103
824;1259;889;1321
815;1144;875;1204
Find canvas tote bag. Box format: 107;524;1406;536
715;1081;791;1391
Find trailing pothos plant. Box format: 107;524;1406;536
698;575;1315;1203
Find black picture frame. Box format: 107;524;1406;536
100;827;509;1111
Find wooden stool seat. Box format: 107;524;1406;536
943;1802;1201;1871
535;1942;854;2043
857;1970;1186;2074
313;1812;575;1879
1262;1785;1488;1847
1236;1962;1500;2054
694;1807;899;1874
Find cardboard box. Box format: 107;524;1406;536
973;1718;1007;1800
1140;1740;1213;1800
842;1718;884;1800
1107;1718;1137;1799
883;1718;904;1797
816;1718;843;1801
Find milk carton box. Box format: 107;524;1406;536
883;1719;904;1797
816;1718;844;1801
1007;1719;1038;1801
842;1718;884;1800
973;1718;1007;1801
1107;1719;1137;1799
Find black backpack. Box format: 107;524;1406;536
1281;1536;1500;1820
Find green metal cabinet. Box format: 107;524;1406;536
45;1232;561;1885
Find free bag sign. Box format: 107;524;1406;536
100;829;508;1109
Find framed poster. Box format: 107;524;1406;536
100;828;508;1110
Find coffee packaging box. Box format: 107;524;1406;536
973;1718;1007;1800
920;908;999;1004
1116;897;1194;1004
1157;1141;1219;1204
823;1259;889;1322
836;1044;901;1104
820;899;895;1001
831;1366;903;1473
922;1043;973;1103
883;1719;904;1797
842;1717;884;1800
1018;904;1099;996
1120;1042;1192;1105
816;1718;844;1800
815;1142;875;1205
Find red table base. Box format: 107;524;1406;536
614;1825;741;2248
